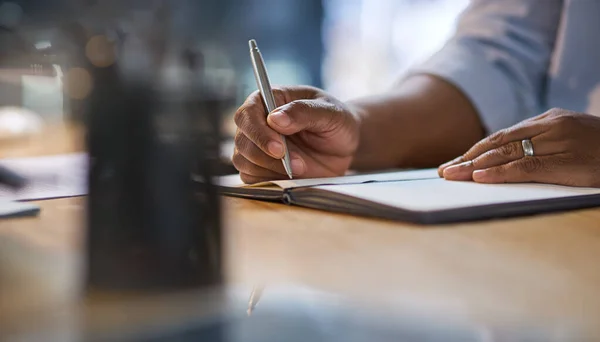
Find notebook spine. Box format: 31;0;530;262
282;190;293;205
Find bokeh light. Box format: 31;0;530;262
0;106;42;140
85;35;117;68
64;68;93;100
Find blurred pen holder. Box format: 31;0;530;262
84;39;225;293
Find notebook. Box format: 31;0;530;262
217;169;600;224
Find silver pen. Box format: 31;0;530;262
249;39;293;179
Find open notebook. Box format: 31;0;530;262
217;169;600;224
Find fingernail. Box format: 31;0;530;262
443;161;474;180
291;158;305;175
438;156;464;176
442;165;460;177
472;169;489;182
269;112;291;127
267;141;284;157
440;156;464;169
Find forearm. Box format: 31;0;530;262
349;75;485;170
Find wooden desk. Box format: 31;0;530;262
2;123;600;338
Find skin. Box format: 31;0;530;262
233;74;600;187
232;75;484;184
438;108;600;187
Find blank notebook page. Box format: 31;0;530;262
217;169;440;189
315;178;600;212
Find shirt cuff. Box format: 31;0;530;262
408;43;520;134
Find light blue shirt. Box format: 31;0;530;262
411;0;600;133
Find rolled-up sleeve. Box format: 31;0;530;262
409;0;563;133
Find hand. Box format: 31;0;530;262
438;108;600;187
232;86;360;184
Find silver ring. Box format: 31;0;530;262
522;139;534;157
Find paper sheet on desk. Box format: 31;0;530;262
0;153;87;201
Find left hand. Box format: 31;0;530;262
438;108;600;187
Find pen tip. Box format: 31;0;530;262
249;39;258;50
283;162;293;179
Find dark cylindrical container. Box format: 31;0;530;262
84;42;223;292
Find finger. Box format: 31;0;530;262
443;141;523;180
234;96;286;159
439;112;557;175
473;153;600;187
235;134;307;177
240;173;272;184
438;156;464;177
267;99;347;136
438;121;547;175
471;156;557;184
232;151;289;180
246;88;297;110
438;134;537;177
234;131;287;175
462;121;551;161
234;131;307;176
443;137;561;181
271;86;321;105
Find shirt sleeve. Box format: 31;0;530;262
408;0;563;133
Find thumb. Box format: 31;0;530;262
267;99;346;135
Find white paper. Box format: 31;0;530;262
316;178;600;212
271;168;439;189
0;153;87;201
217;168;440;190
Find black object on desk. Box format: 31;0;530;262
0;165;27;190
84;19;224;292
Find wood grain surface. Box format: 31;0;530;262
2;123;600;339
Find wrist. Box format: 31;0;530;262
345;100;371;170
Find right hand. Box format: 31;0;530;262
232;86;360;184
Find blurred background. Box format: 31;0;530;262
0;0;469;144
3;2;599;340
